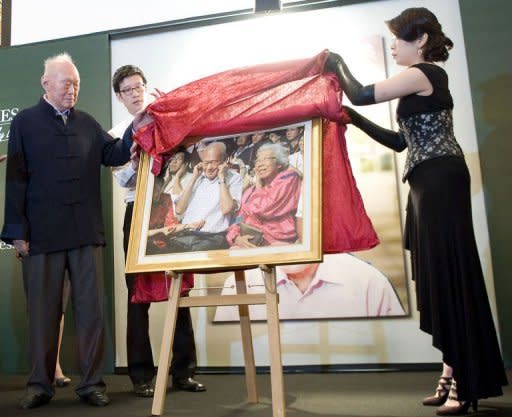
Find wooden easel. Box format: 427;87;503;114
151;266;286;417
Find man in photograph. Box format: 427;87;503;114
214;253;405;321
167;141;242;252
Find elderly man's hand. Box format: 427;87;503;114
218;161;229;181
0;154;7;163
193;162;203;178
130;142;141;170
13;239;29;258
132;110;154;131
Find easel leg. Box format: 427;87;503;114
151;272;183;416
235;270;258;403
262;266;286;417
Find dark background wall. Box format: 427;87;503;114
459;0;512;368
0;33;115;373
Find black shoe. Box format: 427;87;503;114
19;393;51;409
80;390;110;406
423;376;452;406
133;381;155;397
172;377;206;392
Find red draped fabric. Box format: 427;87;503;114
134;50;378;253
131;271;194;303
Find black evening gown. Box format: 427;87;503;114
399;63;507;401
405;156;507;401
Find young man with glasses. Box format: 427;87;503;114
111;65;206;397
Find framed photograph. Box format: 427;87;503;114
125;118;322;273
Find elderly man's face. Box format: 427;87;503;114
42;61;80;111
201;146;224;180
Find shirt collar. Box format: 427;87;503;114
275;256;348;288
43;95;72;117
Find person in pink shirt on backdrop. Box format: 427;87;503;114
226;143;301;247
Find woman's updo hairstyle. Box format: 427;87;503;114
386;7;453;62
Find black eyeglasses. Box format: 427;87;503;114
119;83;145;95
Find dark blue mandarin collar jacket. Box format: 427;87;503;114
1;97;133;255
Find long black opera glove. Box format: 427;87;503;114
345;106;407;152
325;52;376;105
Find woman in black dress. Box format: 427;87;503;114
325;7;507;416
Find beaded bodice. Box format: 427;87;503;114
399;109;464;181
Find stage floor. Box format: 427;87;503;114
1;370;510;417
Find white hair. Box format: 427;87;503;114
257;143;290;167
203;141;227;160
43;52;76;78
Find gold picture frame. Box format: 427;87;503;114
126;118;323;273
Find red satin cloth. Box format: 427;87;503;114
132;190;190;303
131;272;194;303
135;50;378;253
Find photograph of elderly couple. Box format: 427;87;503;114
143;122;309;256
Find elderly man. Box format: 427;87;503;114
169;141;242;252
1;53;134;409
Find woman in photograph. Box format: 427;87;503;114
325;6;507;415
226;143;301;248
145;148;206;253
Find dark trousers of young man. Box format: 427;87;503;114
123;202;197;385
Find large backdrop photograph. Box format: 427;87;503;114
110;0;491;369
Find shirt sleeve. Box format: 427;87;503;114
366;271;405;316
101;122;133;167
113;163;137;188
227;171;243;209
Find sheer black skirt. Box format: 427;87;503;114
405;156;507;401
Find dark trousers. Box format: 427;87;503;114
124;202;197;384
22;246;106;397
146;230;229;255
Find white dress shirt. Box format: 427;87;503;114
178;170;242;233
110;119;136;203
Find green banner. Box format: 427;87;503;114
0;33;114;373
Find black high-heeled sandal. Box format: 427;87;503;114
422;376;453;406
436;380;478;416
